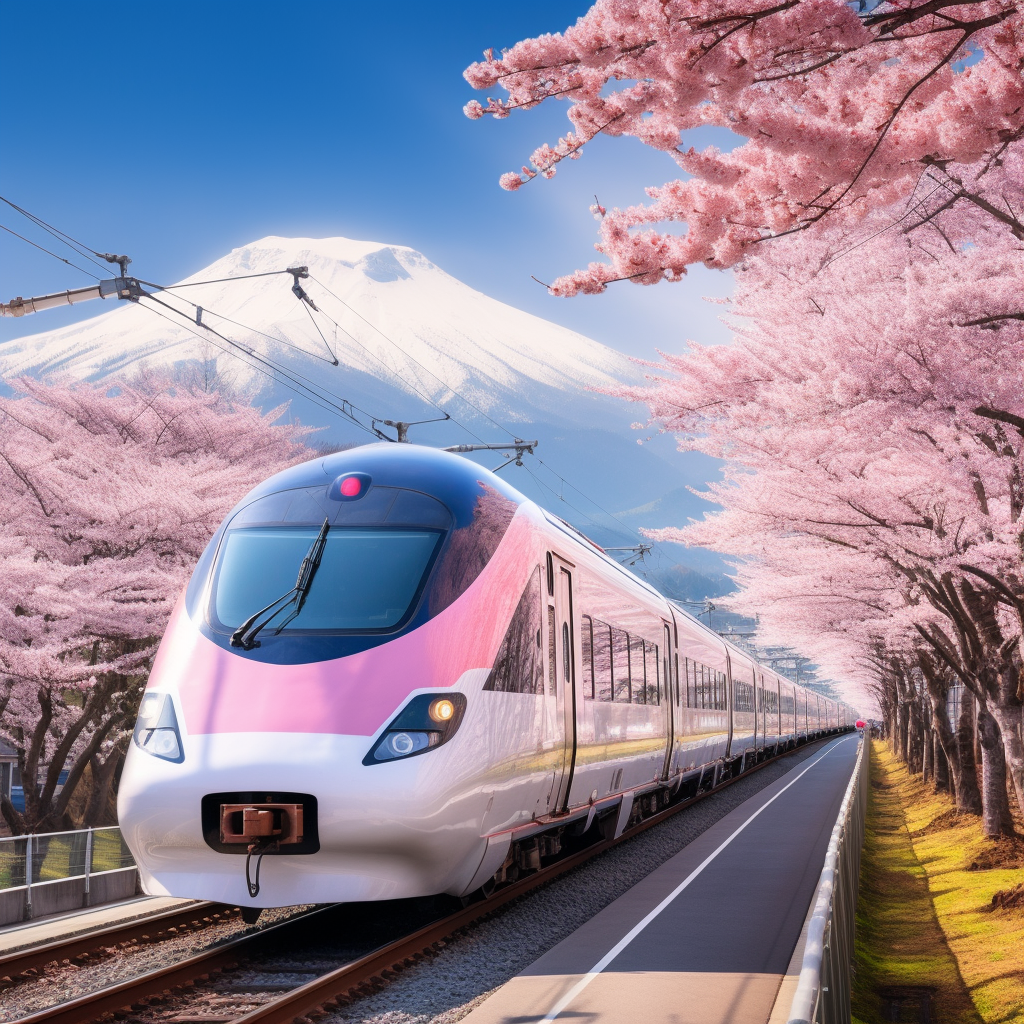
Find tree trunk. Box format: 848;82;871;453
922;714;932;781
974;696;982;765
898;701;910;764
988;700;1024;822
956;696;983;815
82;746;124;827
978;706;1015;838
933;730;949;794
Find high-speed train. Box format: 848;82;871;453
119;445;855;911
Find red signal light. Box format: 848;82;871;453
329;472;372;502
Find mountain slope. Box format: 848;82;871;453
0;236;645;427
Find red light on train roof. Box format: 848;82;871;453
329;472;372;502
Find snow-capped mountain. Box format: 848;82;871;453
0;236;720;561
0;236;642;423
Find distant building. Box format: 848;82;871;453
0;741;15;803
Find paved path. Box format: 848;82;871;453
462;735;859;1024
0;896;198;954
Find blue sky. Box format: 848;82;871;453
0;1;733;357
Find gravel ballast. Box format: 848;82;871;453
0;904;316;1021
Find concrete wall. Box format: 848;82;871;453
0;866;138;925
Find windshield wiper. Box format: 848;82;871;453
230;517;331;650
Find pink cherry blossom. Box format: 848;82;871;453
0;373;311;833
466;0;1024;294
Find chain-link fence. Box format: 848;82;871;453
787;736;870;1024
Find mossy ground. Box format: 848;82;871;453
852;741;1024;1024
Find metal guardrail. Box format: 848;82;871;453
0;826;134;903
788;736;870;1024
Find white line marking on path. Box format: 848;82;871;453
540;736;856;1022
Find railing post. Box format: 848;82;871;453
24;837;33;921
83;827;94;906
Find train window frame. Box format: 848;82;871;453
629;634;646;705
592;619;613;702
611;627;630;703
581;615;595;700
547;605;557;697
645;641;661;707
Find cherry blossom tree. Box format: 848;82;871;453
616;221;1023;833
465;0;1023;294
0;374;311;834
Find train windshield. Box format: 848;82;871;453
211;526;444;634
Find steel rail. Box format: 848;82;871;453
14;735;844;1024
0;901;232;980
10;905;332;1024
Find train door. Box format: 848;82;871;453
724;650;735;761
549;553;577;813
757;673;765;753
660;622;675;780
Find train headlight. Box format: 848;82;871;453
133;692;185;763
363;692;466;766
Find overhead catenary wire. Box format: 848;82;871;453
0;196;114;277
0;223;101;281
308;275;517;445
137;269;303;290
300;300;338;365
147;283;342;368
137;292;392;440
142;288;381;418
150;275;484;443
139;300;364;429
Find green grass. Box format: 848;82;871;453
852;742;1024;1024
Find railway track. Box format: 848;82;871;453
8;738;834;1024
0;902;236;983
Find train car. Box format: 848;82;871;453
119;444;856;912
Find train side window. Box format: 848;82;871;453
593;620;613;701
629;635;646;704
581;616;595;700
483;566;543;695
735;679;754;714
562;622;571;684
646;641;661;706
547;606;557;696
612;627;630;702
